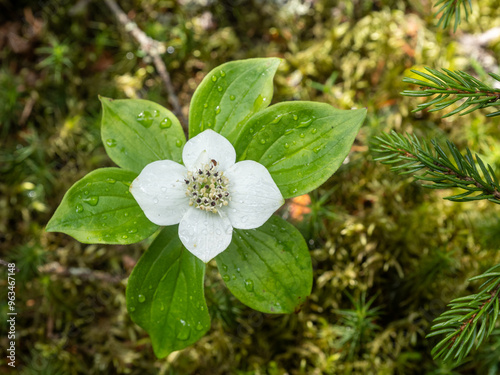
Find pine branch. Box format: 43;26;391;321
402;68;500;117
434;0;472;32
426;263;500;363
372;131;500;204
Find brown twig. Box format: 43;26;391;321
39;262;124;284
103;0;187;126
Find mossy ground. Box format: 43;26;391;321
1;0;500;374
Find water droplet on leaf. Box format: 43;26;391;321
137;111;154;128
215;106;221;114
160;118;172;129
176;140;182;147
106;139;117;147
176;320;191;340
75;204;84;213
229;95;235;101
83;196;99;206
211;75;217;82
244;279;254;292
138;294;146;303
220;70;226;77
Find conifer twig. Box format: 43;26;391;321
402;68;500;117
103;0;186;126
427;263;500;363
372;132;500;204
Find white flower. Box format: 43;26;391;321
130;129;284;263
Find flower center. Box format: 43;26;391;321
185;160;230;214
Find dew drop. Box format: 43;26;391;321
260;139;266;145
106;139;117;147
211;75;217;82
221;264;228;272
159;118;172;129
153;109;160;117
313;146;322;153
229;95;235;101
122;235;128;239
129;306;136;312
83;196;99;206
284;143;290;149
195;321;204;331
153;198;159;204
203;103;208;108
124;212;129;217
137;111;154;128
138;294;146;303
292;114;298;120
299;133;305;138
75;204;84;213
220;70;226;77
215;106;221;114
176;320;191;341
176;139;182;147
271;114;283;124
249;128;255;134
297;118;313;128
311;128;317;134
207;122;212;128
222;275;230;282
284;129;294;135
161;186;167;192
128;228;138;234
244;279;254;292
217;85;223;92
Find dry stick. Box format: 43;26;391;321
103;0;187;127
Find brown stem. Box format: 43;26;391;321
103;0;187;127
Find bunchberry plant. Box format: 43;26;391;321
47;58;366;357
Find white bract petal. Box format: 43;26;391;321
182;129;236;171
130;160;189;226
131;129;285;263
178;207;233;263
224;160;284;229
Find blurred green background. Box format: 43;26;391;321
1;0;500;373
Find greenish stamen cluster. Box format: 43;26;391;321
185;160;230;213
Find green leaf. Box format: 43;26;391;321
100;97;185;174
216;215;312;314
126;226;210;358
46;168;157;244
189;58;281;143
233;102;366;198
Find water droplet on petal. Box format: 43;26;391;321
153;198;159;204
75;204;84;213
137;111;154;128
244;279;254;292
138;294;146;303
160;118;172;129
83;196;99;206
106;139;117;147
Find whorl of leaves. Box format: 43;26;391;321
402;68;500;117
426;263;500;363
434;0;472;32
372;131;500;204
